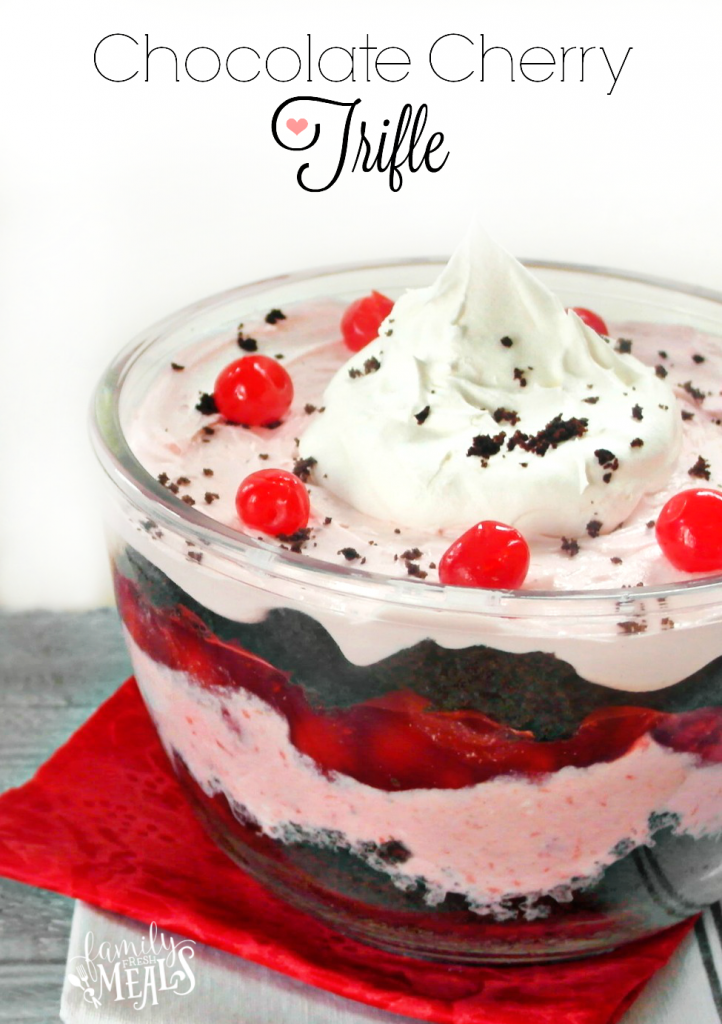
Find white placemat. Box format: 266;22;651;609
59;901;722;1023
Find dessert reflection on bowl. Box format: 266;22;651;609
92;225;722;962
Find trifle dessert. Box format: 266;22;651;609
92;226;722;962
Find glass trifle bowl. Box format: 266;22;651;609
91;256;722;964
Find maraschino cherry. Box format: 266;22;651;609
439;520;530;589
568;307;608;336
236;469;310;536
656;488;722;572
341;291;394;352
214;355;293;426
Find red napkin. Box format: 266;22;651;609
0;678;694;1024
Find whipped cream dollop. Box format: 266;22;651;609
300;227;682;536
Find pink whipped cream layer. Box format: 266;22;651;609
128;301;722;590
129;635;722;915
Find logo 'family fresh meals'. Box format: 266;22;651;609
67;923;196;1011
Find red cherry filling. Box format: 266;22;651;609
236;469;310;536
214;355;293;426
568;307;609;336
341;291;394;352
439;521;530;589
656;488;722;572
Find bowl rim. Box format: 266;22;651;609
90;255;722;615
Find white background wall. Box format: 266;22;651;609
1;0;721;608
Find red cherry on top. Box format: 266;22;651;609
214;355;293;426
439;521;530;589
568;307;609;336
656;488;722;573
236;469;310;536
341;291;394;352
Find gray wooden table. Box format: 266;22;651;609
0;610;131;1023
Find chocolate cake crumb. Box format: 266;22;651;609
468;431;506;461
611;557;623;565
176;476;191;486
500;336;514;348
187;551;203;563
618;620;647;635
582;396;599;405
586;519;603;538
171;362;185;371
630;438;644;448
168;482;179;494
513;367;527;387
278;527;312;553
406;561;428;579
204;492;220;504
658;350;668;359
304;403;317;414
394;528;401;534
265;420;282;430
293;456;317;482
202;426;215;436
561;537;580;557
376;840;411;865
181;494;195;506
689;455;711;480
415;405;431;425
324;516;332;525
595;449;617;468
655;365;668;379
615;339;633;354
196;392;218;415
349;355;381;379
507;415;588;458
692;354;706;364
681;380;706;403
602;472;612;484
493;407;520;425
661;617;675;630
402;548;423;561
258;453;269;460
157;472;169;486
646;520;656;529
275;354;284;360
265;308;286;325
200;468;213;477
338;547;361;561
632;404;643;421
429;561;437;570
237;333;258;351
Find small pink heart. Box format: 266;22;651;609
286;117;308;136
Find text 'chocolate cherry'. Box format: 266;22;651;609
341;291;394;352
439;520;530;589
568;307;608;336
236;469;310;536
656;488;722;572
214;355;293;426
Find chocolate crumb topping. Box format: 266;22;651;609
401;548;423;561
661;617;675;630
393;528;401;534
324;516;332;525
602;472;612;484
275;354;284;360
338;547;361;561
618;620;647;635
513;367;527;387
237;333;258;352
204;492;220;504
507;415;588;458
293;456;317;482
258;453;269;460
615;339;633;354
692;354;706;364
349;355;381;379
594;449;617;467
492;407;520;425
500;336;514;348
681;410;695;421
196;392;218;415
689;455;711;480
655;365;668;379
304;403;317;415
582;396;599;405
658;350;668;359
406;562;428;579
376;840;411;865
202;426;215;436
586;519;603;538
630;438;644;448
415;405;431;425
467;431;506;461
646;520;656;529
187;551;203;563
202;468;213;477
632;404;643;421
681;380;705;403
610;557;623;565
265;308;286;325
278;527;312;553
171;362;185;371
429;561;437;569
168;482;179;494
265;420;282;430
176;476;191;486
157;472;169;486
561;537;580;557
180;494;195;506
